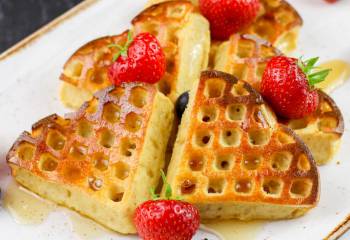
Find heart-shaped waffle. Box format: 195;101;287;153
165;70;319;220
7;83;174;234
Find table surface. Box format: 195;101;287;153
0;0;83;53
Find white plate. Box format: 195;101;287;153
0;0;350;239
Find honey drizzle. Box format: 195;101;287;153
203;220;265;240
3;181;56;224
316;60;350;93
3;181;110;239
67;211;108;240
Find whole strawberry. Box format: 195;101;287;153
199;0;260;40
134;171;200;240
108;32;166;85
261;56;330;119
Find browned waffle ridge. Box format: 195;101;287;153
165;70;319;220
7;83;174;233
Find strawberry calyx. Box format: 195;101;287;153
150;170;182;201
108;31;133;62
297;57;331;86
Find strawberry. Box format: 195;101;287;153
199;0;260;40
108;32;166;85
324;0;338;3
134;171;200;240
260;56;331;119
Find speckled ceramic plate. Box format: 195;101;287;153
0;0;350;239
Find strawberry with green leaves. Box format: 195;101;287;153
134;171;200;240
108;32;166;86
261;56;331;119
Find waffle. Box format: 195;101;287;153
7;83;174;234
214;34;344;165
147;0;302;53
242;0;302;53
60;1;210;108
165;70;319;220
283;91;344;165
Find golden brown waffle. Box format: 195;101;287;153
147;0;302;53
243;0;302;53
214;34;344;165
60;1;210;108
165;70;319;220
7;83;174;234
283;91;344;165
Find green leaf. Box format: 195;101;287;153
112;52;121;62
108;31;134;62
298;56;331;86
126;31;133;45
175;195;183;201
304;57;319;74
308;69;331;85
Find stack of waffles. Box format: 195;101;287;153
7;0;344;234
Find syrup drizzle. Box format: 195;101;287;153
203;220;265;240
3;181;109;239
3;181;56;224
316;60;350;93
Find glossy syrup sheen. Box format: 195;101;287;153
3;181;56;224
316;60;350;93
204;220;265;240
3;181;109;239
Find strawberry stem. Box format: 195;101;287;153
298;56;331;86
108;31;134;62
150;187;160;200
161;170;172;200
149;170;182;201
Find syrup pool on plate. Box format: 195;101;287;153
3;181;110;239
203;220;265;240
67;211;110;240
3;180;57;224
316;60;350;93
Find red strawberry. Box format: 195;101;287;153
324;0;338;3
135;200;200;240
134;171;200;240
108;32;166;85
199;0;260;40
260;56;330;119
